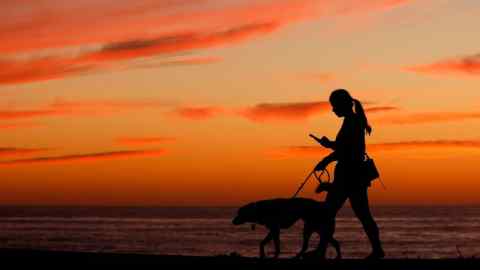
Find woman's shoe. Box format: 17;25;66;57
365;249;385;260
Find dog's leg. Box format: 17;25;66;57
314;223;335;260
295;227;312;259
272;228;280;259
260;231;274;259
330;237;342;260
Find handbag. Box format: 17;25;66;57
362;153;380;184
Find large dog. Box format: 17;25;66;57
232;198;341;259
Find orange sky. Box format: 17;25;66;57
1;0;480;206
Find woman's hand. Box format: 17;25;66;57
309;134;332;148
318;136;331;148
314;160;328;172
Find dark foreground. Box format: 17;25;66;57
0;249;479;269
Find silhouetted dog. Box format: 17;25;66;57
232;198;341;259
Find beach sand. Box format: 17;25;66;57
0;249;478;269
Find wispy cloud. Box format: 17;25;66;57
239;102;398;122
115;137;176;146
168;101;398;122
370;140;480;150
296;72;337;83
365;106;399;113
269;139;480;158
405;53;480;76
0;99;166;120
239;101;331;122
0;123;44;130
0;0;316;54
0;149;166;166
0;22;278;85
172;106;225;120
373;111;480;125
0;58;94;85
84;22;281;63
0;147;50;157
0;0;414;85
131;56;222;69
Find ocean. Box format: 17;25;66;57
0;206;479;259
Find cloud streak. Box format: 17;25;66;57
84;22;281;63
239;102;398;122
0;99;166;120
0;22;279;85
115;137;176;146
0;123;44;130
172;106;225;120
405;53;480;76
365;106;399;113
269;139;480;158
239;101;331;122
0;0;414;85
296;72;337;83
0;149;166;166
373;111;480;125
0;147;50;157
169;102;399;122
131;56;222;69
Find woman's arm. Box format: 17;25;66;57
314;151;338;171
309;134;336;149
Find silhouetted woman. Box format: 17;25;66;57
309;89;384;259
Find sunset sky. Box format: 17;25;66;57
1;0;479;206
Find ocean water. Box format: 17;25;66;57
0;206;479;259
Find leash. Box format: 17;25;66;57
292;168;330;198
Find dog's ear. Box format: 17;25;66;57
251;224;256;231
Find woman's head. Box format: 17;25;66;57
329;88;372;134
329;89;353;117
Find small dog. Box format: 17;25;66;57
232;198;341;259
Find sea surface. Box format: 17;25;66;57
0;206;479;259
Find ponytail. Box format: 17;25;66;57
353;99;372;135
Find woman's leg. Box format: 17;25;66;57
349;188;384;258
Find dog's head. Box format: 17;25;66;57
232;202;258;226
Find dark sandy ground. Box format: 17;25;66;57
0;249;478;269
